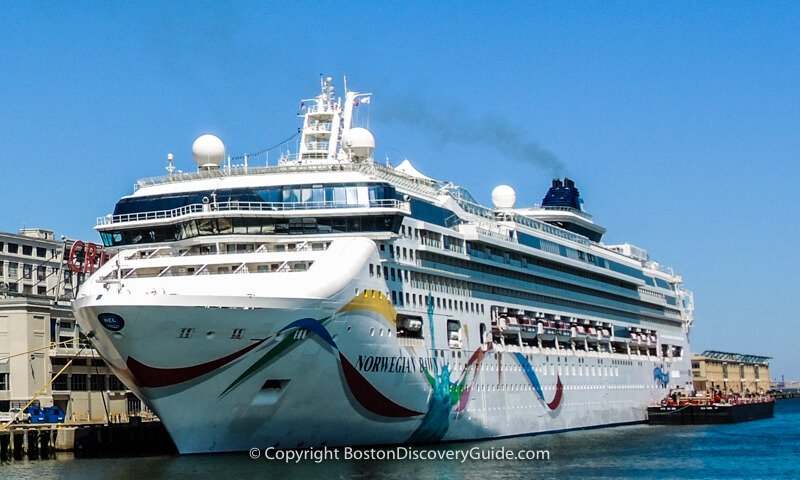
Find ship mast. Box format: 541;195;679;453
294;76;373;165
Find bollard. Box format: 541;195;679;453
0;431;9;462
13;431;24;461
27;430;40;460
40;429;51;460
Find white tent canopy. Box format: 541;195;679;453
394;159;434;181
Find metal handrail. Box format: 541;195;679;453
97;199;410;226
534;205;593;220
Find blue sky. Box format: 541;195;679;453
1;2;798;379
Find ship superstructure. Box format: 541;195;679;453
74;77;695;454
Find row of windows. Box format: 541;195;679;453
113;183;397;216
388;287;486;314
101;215;403;247
276;184;395;206
0;241;54;258
474;382;655;394
396;225;466;254
374;268;643;327
414;199;669;295
0;261;53;280
368;261;485;314
380;242;417;263
123;261;312;279
467;241;632;290
420;251;667;316
51;357;104;367
50;374;125;391
476;279;640;322
0;283;49;295
386;232;674;324
378;254;641;323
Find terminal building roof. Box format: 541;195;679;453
696;350;771;364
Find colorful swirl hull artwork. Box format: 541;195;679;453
123;292;565;443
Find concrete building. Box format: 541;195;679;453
691;350;771;394
1;228;143;422
0;228;65;298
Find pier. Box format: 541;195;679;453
771;389;800;400
0;426;58;462
0;418;176;463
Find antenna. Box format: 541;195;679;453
166;153;175;176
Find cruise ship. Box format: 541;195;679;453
73;76;695;454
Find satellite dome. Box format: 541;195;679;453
192;134;225;169
342;127;375;160
492;185;516;209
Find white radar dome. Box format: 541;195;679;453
192;134;226;169
492;185;517;209
342;127;375;160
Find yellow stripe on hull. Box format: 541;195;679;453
337;290;397;326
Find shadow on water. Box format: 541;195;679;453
4;399;799;480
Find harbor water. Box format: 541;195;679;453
3;398;798;479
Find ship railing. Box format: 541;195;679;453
97;199;410;226
114;240;332;263
454;199;591;246
420;236;441;248
304;123;333;133
134;162;441;197
530;204;594;220
476;226;514;242
306;104;338;114
303;141;330;151
446;243;464;254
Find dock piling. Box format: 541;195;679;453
0;431;9;462
27;430;40;460
39;429;52;459
12;431;24;461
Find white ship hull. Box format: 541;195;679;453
74;237;683;454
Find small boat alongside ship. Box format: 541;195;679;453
647;394;774;425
